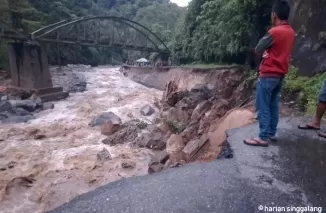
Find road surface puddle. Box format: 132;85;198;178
0;66;162;213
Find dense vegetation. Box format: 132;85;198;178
0;0;184;68
171;0;273;65
285;67;326;114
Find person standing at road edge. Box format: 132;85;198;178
244;0;295;147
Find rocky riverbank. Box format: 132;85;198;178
118;66;254;171
121;66;303;172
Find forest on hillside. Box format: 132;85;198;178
0;0;185;68
172;0;274;65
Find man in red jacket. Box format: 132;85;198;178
244;0;295;147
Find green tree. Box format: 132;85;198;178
172;0;273;64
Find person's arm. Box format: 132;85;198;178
255;33;273;56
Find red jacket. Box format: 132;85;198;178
255;22;295;77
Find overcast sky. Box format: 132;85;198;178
170;0;191;7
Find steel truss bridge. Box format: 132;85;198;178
0;16;170;54
0;16;170;99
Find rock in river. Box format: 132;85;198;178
97;148;112;161
136;127;168;150
43;102;55;110
89;112;122;127
9;100;41;112
0;101;13;112
102;123;139;146
0;115;36;124
101;121;121;136
140;105;155;116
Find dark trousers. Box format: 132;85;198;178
256;77;283;140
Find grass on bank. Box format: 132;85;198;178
284;66;326;114
180;62;237;69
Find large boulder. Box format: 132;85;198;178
0;115;35;124
166;134;185;164
182;135;209;161
8;100;41;112
43;102;55;110
100;120;121;136
140;105;155;116
97;148;112;161
102;123;139;146
166;134;185;154
165;91;189;108
148;151;169;174
149;151;169;166
136;127;168;150
0;101;34;123
190;101;212;122
0;101;13;113
163;86;211;123
148;163;164;174
176;89;210;110
13;108;32;116
161;80;188;110
180;122;200;142
90;112;122;127
165;107;190;123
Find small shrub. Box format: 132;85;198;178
285;66;326;114
164;119;187;134
135;120;148;130
157;114;187;134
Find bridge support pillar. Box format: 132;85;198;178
8;42;68;101
159;53;170;66
8;42;52;89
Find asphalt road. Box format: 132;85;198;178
48;116;326;213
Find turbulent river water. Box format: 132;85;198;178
0;66;162;213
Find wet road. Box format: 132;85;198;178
49;116;326;213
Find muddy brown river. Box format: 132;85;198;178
0;66;162;213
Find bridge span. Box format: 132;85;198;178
0;16;170;99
